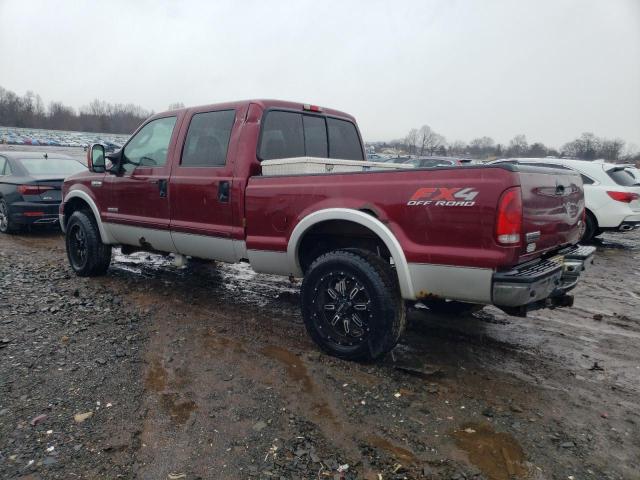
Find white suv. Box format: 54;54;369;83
490;158;640;242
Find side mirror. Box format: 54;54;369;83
88;144;106;173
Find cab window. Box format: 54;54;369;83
123;116;177;173
259;111;305;160
327;118;363;160
181;110;235;167
258;110;363;161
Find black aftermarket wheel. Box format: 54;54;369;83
65;210;112;276
301;249;406;361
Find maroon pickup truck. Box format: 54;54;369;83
60;99;594;360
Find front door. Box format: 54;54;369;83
169;107;242;262
104;115;180;252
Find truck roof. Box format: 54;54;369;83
154;99;357;122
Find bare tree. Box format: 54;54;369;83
507;134;528;157
417;125;446;156
403;128;418;155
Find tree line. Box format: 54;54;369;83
373;126;639;163
0;85;152;134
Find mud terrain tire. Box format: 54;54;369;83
301;249;406;361
66;210;112;276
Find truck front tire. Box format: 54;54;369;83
301;249;406;361
65;210;112;276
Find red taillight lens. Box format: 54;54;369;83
496;187;523;245
17;185;54;195
606;191;639;203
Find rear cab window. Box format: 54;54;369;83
258;110;363;161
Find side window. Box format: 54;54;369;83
181;110;235;167
259;111;304;160
327;118;363;160
0;157;5;175
580;174;594;185
303;115;327;157
123;116;177;173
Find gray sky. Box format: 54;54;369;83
1;0;639;148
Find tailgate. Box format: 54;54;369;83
517;166;583;259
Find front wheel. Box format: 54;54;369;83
65;210;112;276
301;249;406;361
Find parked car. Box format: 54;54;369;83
490;158;640;241
0;152;87;233
60;100;594;361
403;157;481;168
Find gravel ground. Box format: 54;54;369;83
1;226;639;480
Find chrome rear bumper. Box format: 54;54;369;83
492;245;595;315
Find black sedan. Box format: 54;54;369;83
0;151;87;233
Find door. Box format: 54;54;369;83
169;108;241;262
104;115;179;252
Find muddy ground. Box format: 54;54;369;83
1;226;639;480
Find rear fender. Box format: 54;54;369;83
287;208;416;299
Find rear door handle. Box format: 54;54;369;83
218;181;230;203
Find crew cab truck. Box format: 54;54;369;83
60;100;595;360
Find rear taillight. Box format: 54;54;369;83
17;185;54;195
606;191;639;203
496;187;523;246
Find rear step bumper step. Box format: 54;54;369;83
492;244;595;316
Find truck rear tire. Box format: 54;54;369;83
301;249;406;361
65;210;112;276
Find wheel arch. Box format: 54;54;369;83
287;208;415;299
63;190;115;244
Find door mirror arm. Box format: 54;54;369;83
106;149;124;175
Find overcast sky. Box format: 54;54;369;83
1;0;639;147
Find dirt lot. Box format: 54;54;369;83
1;227;639;480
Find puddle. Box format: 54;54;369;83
160;393;197;424
146;359;168;392
368;435;417;463
261;345;313;393
260;345;337;422
202;328;247;354
452;423;528;480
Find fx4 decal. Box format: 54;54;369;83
407;187;479;207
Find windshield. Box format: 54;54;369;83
18;158;87;176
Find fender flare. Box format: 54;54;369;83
63;190;116;244
287;208;415;299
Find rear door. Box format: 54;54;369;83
104;115;180;252
516;162;584;257
168;106;243;262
